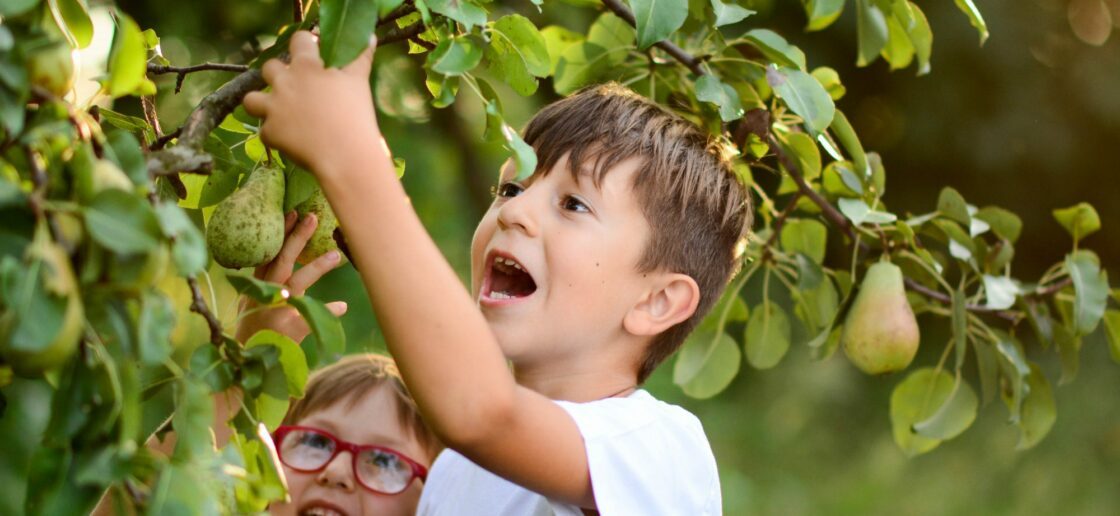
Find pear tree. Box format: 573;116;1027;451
0;0;1117;513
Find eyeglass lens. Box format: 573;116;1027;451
278;428;414;494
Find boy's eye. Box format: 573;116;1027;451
495;182;523;198
562;195;590;213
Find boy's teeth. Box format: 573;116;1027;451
497;257;524;271
491;291;513;300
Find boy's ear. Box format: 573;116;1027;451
623;273;700;337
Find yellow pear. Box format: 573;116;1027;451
294;185;347;266
841;261;920;374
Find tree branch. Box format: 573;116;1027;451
147;62;251;94
600;0;704;76
380;22;426;46
188;275;224;345
293;0;304;23
377;3;417;28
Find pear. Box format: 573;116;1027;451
294;185;347;266
841;261;920;374
25;41;75;96
0;225;83;377
206;165;286;269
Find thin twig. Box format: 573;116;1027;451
147;63;251;94
761;191;801;261
380;22;427;46
293;0;304;23
188;275;224;345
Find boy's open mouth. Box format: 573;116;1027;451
483;252;537;301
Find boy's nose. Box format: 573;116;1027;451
316;451;356;491
496;188;539;237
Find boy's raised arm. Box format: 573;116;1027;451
243;32;598;507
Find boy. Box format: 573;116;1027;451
244;31;750;514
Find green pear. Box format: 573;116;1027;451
25;41;75;96
841;261;920;374
206;165;286;269
294;185;347;266
0;225;83;377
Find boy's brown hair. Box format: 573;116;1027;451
522;83;752;383
283;353;442;460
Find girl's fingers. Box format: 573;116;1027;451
344;36;377;78
283;210;298;235
257;212;298;280
261;58;287;85
325;301;348;317
264;213;318;284
242;91;269;118
286;250;342;296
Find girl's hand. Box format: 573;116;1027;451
235;211;348;344
242;31;380;175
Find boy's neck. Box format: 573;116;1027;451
513;362;639;402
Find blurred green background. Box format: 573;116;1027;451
4;0;1119;514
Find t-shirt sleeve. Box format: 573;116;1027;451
553;395;722;516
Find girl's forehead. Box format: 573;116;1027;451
297;385;413;451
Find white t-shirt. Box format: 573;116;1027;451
416;389;721;515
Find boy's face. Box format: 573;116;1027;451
269;384;431;516
470;153;654;369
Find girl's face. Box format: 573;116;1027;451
269;385;431;516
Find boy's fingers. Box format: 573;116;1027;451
286;250;343;296
289;31;323;66
326;301;348;317
261;59;286;85
266;213;318;284
242;91;269;118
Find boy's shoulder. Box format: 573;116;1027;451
553;389;709;442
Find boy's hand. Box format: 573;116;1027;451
235;211;348;344
243;31;380;173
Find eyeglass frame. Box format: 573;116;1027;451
272;425;429;495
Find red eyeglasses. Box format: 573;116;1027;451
272;425;428;495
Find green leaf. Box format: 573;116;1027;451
85;190;163;254
711;0;754;27
780;218;827;264
880;14;914;70
630;0;688;50
975;206;1022;243
245;329;309;398
379;0;406;17
890;368;954;456
1052;202;1101;243
0;0;38;17
673;328;741;399
154;202;207;276
992;330;1030;423
225;270;289;304
171;379;214;461
971;337;999;405
288;295;346;359
982;274;1019;311
485;14;550;96
1016;364;1055;449
541;26;582;75
1103;310;1120;364
318;0;379;68
106;129;149;189
189;343;235;392
283;167;318;212
912;375;978;440
837;197;896;225
427;0;488;30
953;0;989;44
745;301;791;369
812;66;846;101
106;13;146;98
905;2;933;75
766;65;835;135
588;11;636;52
742;29;807;70
54;0;94;49
137;291;175;365
937;187;970;226
1066;250;1109;335
781;131;821;180
794;254;839;334
554;42;614;95
694;74;744;122
1054;323;1081;384
855;0;888;67
804;0;845;31
428;35;483;76
829;110;867;178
